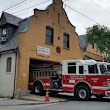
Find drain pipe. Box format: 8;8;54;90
12;49;18;99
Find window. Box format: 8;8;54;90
2;28;6;36
79;66;84;74
6;57;12;72
88;65;98;74
63;33;69;49
92;43;94;49
107;65;110;72
46;26;54;44
100;65;107;74
68;63;76;74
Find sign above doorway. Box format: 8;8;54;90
37;46;50;58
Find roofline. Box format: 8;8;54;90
0;48;17;54
61;59;97;65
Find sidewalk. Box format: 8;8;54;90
0;98;43;106
0;93;73;106
21;94;70;103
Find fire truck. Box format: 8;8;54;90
29;59;110;101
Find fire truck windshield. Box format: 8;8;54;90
100;64;109;75
107;65;110;74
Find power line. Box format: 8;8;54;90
89;0;110;15
65;4;100;24
15;1;100;25
15;6;49;16
13;1;100;25
63;0;71;1
0;0;29;14
15;6;47;16
6;0;33;11
0;0;101;26
11;0;50;15
16;6;51;16
0;0;21;11
17;11;33;16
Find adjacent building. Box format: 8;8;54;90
79;35;103;60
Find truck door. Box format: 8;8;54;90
62;62;78;91
99;64;110;93
86;64;101;94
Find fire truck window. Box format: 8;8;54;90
79;66;84;74
88;65;98;74
100;65;107;74
107;65;110;72
68;63;76;65
68;63;76;74
68;66;76;74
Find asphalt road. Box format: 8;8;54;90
1;97;110;110
26;98;110;110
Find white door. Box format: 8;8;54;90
0;53;16;98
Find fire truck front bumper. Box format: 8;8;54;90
105;91;110;96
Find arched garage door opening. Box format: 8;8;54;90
28;58;60;92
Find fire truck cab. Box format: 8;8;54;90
29;59;110;101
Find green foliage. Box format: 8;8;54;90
86;25;110;61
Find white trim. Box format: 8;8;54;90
92;86;109;90
62;74;101;76
44;83;50;86
63;84;73;88
69;80;75;83
92;86;100;89
29;83;33;85
100;86;109;90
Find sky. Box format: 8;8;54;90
0;0;110;35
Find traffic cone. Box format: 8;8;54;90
45;90;49;103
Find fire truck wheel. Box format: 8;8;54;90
34;82;43;95
75;85;91;101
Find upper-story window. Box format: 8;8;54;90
2;28;6;36
46;26;54;45
6;57;12;72
63;33;69;49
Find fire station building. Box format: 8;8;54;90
0;0;103;98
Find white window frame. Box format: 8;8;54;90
6;57;12;73
2;28;6;36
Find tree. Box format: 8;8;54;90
86;25;110;61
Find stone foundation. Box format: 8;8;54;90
14;88;30;98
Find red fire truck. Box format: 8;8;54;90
29;59;110;100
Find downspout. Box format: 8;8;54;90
12;49;18;99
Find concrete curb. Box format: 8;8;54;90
0;99;71;106
0;93;73;106
0;102;44;106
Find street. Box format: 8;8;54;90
1;98;110;110
0;103;55;110
26;98;110;110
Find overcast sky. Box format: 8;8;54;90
0;0;110;35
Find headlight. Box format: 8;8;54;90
103;82;108;86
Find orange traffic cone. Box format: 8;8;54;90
45;90;49;103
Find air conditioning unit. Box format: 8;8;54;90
1;37;6;42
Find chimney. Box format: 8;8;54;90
53;0;63;7
53;0;63;4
